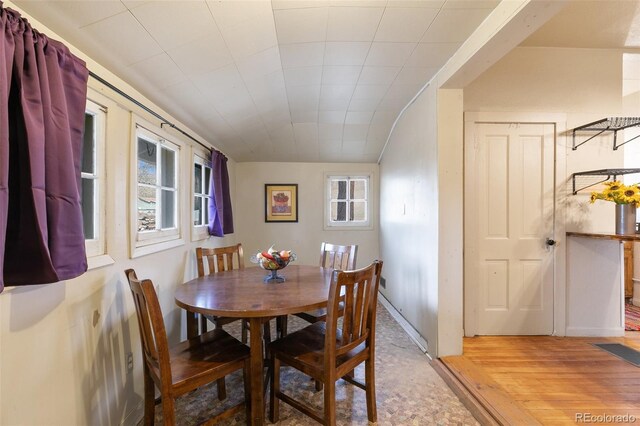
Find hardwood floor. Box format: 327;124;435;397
438;333;640;425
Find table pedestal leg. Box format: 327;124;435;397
249;317;264;426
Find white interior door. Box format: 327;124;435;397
466;122;555;335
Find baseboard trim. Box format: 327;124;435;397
378;292;429;354
566;326;625;337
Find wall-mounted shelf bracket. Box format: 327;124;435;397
571;168;640;194
571;117;640;150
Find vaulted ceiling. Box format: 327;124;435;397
14;0;499;162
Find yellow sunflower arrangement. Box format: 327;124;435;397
590;181;640;205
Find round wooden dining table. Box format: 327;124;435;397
174;264;334;426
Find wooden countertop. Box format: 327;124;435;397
567;231;640;241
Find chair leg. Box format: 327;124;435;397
269;356;281;423
241;320;248;344
216;378;227;401
276;315;288;338
161;395;176;426
186;311;198;340
143;369;155;426
323;379;336;426
261;321;272;351
243;358;252;422
200;314;208;334
364;358;377;423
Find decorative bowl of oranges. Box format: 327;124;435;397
250;246;296;282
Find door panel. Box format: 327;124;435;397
473;123;555;335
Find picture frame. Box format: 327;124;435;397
265;184;298;223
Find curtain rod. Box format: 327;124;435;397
88;70;216;155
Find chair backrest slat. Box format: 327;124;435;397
319;242;357;270
325;261;382;361
125;269;172;382
196;244;245;277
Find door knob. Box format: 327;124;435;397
545;238;556;247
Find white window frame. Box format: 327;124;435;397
83;99;112;269
324;173;372;230
130;117;184;258
192;148;212;241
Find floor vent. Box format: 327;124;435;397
594;343;640;367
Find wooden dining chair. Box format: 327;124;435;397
125;269;251;425
293;242;358;324
268;260;383;426
191;244;247;341
195;244;282;348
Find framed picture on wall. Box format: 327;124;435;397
265;184;298;223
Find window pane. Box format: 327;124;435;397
350;179;366;199
331;180;347;200
204;196;209;224
82;113;95;174
194;196;202;226
350;201;366;221
82;178;95;239
194;163;202;194
331;201;347;221
204;166;211;195
138;138;157;185
161;147;175;188
161;190;175;229
138;185;156;231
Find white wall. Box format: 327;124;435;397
235;162;380;268
379;84;440;355
1;3;237;425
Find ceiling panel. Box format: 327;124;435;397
348;98;381;112
352;84;389;101
320;110;347;123
345;111;374;124
283;67;324;86
221;18;279;60
405;42;461;67
279;42;326;68
320;84;355;101
324;41;372;65
236;47;283;81
80;11;163;66
364;42;416;66
127;53;186;90
50;1;127;28
130;1;215;50
395;66;438;84
326;7;384;41
13;0;499;163
343;124;370;141
166;34;232;77
274;7;329;44
374;7;439;42
319;123;344;140
322;66;362;85
358;66;401;85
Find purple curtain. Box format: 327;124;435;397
0;4;88;291
208;150;234;236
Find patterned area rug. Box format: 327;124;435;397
141;304;479;425
627;303;640;331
